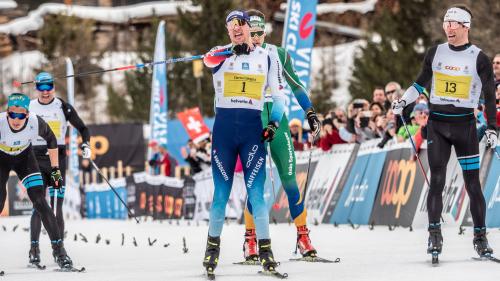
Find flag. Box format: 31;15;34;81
281;0;318;121
177;107;210;144
149;20;168;152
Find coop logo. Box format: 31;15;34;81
380;159;416;218
445;65;461;71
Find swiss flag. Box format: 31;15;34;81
177;107;210;143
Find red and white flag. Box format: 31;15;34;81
177;107;210;143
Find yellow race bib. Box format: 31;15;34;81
47;121;61;139
434;72;472;100
223;72;265;100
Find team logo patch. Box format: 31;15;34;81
242;62;249;70
14;141;20;145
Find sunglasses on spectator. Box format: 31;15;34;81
35;83;54;91
385;89;396;95
443;21;467;30
8;111;27;120
250;31;265;38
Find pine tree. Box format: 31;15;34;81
173;0;235;116
37;14;103;122
107;18;159;122
349;0;433;101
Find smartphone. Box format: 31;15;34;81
353;103;364;109
360;117;370;128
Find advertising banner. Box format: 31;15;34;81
85;178;128;219
370;144;427;227
87;123;145;171
483;149;500;227
281;0;318;121
330;140;386;225
269;149;320;223
7;175;32;216
305;143;355;224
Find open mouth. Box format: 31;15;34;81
234;32;243;40
447;34;456;40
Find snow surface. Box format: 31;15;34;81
0;1;199;35
1;216;499;280
0;0;16;10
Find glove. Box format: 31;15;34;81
306;107;321;140
50;167;64;189
485;129;498;149
231;43;251;56
81;142;91;159
391;99;406;115
261;121;278;142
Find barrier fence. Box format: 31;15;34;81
2;139;499;228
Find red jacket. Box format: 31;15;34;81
319;129;346;151
162;153;172;177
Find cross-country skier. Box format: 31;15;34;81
201;10;287;278
392;5;498;262
239;9;322;263
0;93;73;269
28;72;91;266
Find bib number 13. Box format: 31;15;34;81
445;82;456;93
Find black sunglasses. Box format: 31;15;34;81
251;31;265;37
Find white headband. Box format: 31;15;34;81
444;7;471;28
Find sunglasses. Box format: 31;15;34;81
443;21;467;30
385;89;396;95
250;31;265;38
8;111;27;120
227;18;247;27
35;83;54;91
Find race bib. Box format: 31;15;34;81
434;72;472;100
47;121;61;138
223;72;265;100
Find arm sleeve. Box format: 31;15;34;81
61;99;91;143
37;116;57;149
476;51;497;129
402;46;437;102
203;47;232;69
267;55;287;124
278;47;313;110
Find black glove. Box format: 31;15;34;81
231;43;251;56
50;167;64;189
261;121;278;142
306;107;321;140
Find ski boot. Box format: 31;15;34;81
473;227;493;257
243;229;259;262
52;240;73;269
29;241;41;265
297;225;317;258
427;223;442;264
203;236;220;275
258;239;278;271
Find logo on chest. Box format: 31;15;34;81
242;62;250;70
13;141;20;145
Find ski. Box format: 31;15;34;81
28;262;46;270
289;256;340;263
54;266;86;273
258;269;288;279
205;267;215;280
472;255;500;263
233;260;260;265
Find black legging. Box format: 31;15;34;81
426;119;486;228
0;148;62;242
30;149;66;242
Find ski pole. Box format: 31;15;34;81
13;50;233;86
399;115;431;188
90;159;140;223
